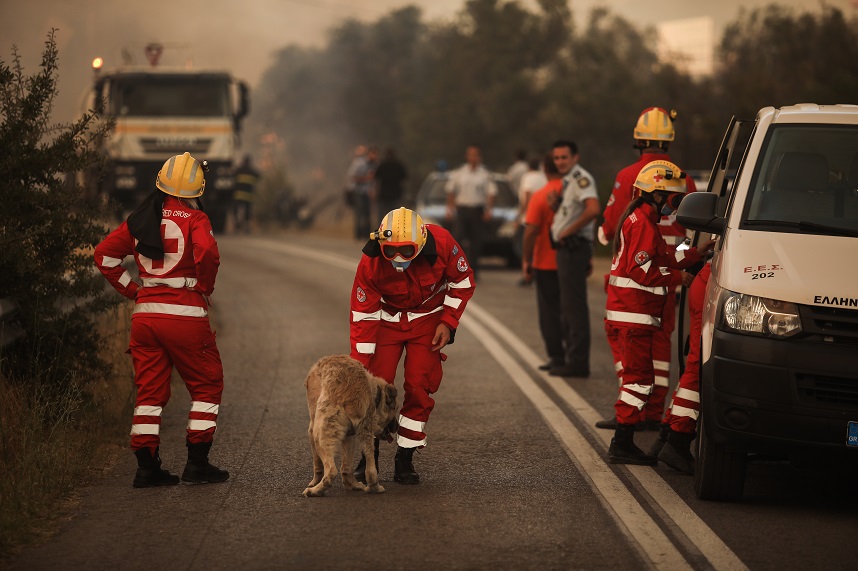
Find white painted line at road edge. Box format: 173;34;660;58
461;314;691;571
466;303;749;571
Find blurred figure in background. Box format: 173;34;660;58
232;154;259;234
506;149;529;195
346;144;378;240
445;144;497;281
374;147;408;219
515;155;547;285
521;153;564;370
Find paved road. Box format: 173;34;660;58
9;232;858;570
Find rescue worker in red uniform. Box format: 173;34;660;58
350;208;475;484
605;161;713;465
651;261;712;474
596;107;699;430
94;152;229;488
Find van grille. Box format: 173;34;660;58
140;138;211;154
796;373;858;408
799;305;858;341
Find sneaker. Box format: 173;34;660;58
548;365;590;378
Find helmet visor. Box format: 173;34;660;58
382;243;418;261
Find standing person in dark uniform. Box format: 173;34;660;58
549;140;601;378
350;207;475;484
444;144;497;281
232;154;259;234
94;152;229;488
374;147;408;219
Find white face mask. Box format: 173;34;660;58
391;260;411;272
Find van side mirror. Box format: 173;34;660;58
677;192;725;234
237;81;250;120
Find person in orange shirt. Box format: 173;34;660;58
521;154;565;370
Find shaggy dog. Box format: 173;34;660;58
303;355;398;497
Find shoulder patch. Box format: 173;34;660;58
577;177;591;188
452;245;459;256
356;286;367;303
606;194;615;206
634;251;650;266
614;181;621;189
628;212;638;223
456;256;468;272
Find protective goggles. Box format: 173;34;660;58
665;192;685;210
381;242;419;261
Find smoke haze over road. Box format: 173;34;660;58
1;0;850;124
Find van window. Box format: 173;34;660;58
743;124;858;234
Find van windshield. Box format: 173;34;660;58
743;124;858;235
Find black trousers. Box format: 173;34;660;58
454;205;486;277
555;241;592;372
534;268;565;366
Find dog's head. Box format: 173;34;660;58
371;382;398;443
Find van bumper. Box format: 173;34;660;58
702;329;858;456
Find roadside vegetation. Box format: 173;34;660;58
0;31;131;559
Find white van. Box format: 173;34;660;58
676;103;858;501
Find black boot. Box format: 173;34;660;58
649;424;670;457
354;438;380;484
181;441;229;484
394;446;420;485
133;447;180;488
595;417;618;429
608;423;657;466
657;429;696;475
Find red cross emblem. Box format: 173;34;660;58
652;174;664;183
151;222;180;269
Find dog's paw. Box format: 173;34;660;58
303;487;326;497
366;484;385;494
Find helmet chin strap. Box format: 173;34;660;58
391;260;411;272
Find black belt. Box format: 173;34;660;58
556;236;592;249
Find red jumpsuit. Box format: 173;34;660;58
94;196;223;454
663;262;711;434
606;202;702;426
600;153;698;421
350;225;475;448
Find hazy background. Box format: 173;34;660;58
2;0;854;124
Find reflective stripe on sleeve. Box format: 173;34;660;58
187;419;217;431
398;414;426;433
653;360;670;371
675;388;700;403
674;250;687;263
444;295;462;309
614;361;623;372
381;310;401;322
133;303;208;317
356;342;376;354
654;375;669;388
131;424;160;435
101;255;123;268
352;310;381;322
605;310;661;327
190;402;220;415
639;260;652;273
119;271;132;287
397;434;426;448
134;405;163;416
662;235;685;245
448;276;472;289
608;276;668;296
623;383;655;396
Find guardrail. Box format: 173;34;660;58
0;297;25;349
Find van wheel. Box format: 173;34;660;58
694;416;747;501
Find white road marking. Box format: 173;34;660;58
243;237;747;571
466;303;749;571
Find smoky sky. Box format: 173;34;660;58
1;0;851;124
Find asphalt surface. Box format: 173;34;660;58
9;231;858;570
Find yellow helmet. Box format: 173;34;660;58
156;152;206;198
633;107;677;147
372;207;427;261
633;160;687;196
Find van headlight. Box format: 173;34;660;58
718;290;802;338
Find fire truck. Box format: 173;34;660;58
88;45;249;231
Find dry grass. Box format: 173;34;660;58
0;303;135;560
